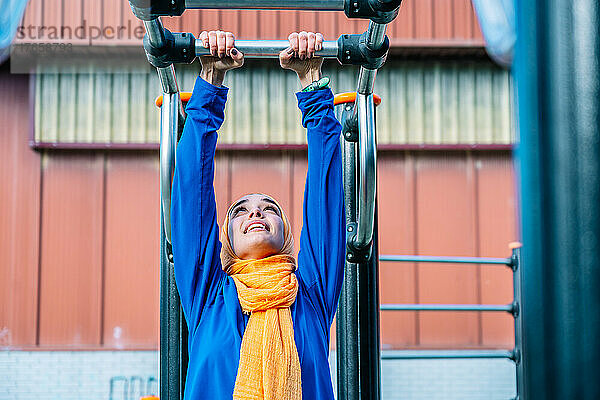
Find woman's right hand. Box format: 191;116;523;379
199;31;244;86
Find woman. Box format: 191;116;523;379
171;30;345;400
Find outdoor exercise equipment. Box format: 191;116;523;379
131;0;400;399
378;245;524;400
132;0;531;399
334;94;381;400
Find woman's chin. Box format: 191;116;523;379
234;229;285;260
238;239;280;260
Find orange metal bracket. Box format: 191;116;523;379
334;92;381;106
155;91;381;108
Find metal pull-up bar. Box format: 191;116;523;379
195;39;339;58
184;0;345;10
130;0;401;23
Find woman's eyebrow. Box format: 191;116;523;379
262;198;281;213
230;199;248;214
262;198;278;207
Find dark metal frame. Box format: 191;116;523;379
377;246;523;398
130;0;402;23
336;99;381;400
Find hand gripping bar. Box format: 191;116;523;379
142;28;389;69
195;39;339;58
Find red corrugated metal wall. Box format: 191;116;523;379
18;0;483;45
0;72;41;347
0;74;515;349
1;71;515;350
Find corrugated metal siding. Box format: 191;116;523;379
2;70;515;352
1;133;516;349
0;73;41;347
35;64;160;144
34;60;512;145
17;0;483;45
38;152;105;346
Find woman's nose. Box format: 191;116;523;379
249;208;263;218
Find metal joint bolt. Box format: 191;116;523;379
511;301;519;317
511;348;521;364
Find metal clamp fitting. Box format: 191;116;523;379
344;0;402;24
129;0;185;20
346;222;372;263
143;29;196;68
340;103;358;142
337;33;389;70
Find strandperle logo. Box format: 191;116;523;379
16;19;146;46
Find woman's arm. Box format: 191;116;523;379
171;31;243;328
297;89;345;325
280;32;346;326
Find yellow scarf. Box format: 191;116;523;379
221;195;302;400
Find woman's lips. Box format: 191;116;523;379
244;221;269;233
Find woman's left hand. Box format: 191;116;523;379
279;31;324;89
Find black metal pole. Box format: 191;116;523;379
335;99;381;400
357;209;381;400
511;244;523;399
160;214;188;400
514;1;600;399
336;102;360;400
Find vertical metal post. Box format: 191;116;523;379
514;0;600;399
141;14;189;400
336;103;360;400
335;99;381;400
357;210;380;400
511;244;523;399
159;92;188;400
159;214;187;400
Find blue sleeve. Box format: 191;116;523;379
296;88;346;327
171;77;228;329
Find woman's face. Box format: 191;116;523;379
227;194;285;260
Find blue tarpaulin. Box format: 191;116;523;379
472;0;515;68
0;0;30;62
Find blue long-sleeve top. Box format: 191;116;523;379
171;76;346;400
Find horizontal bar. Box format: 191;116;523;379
380;255;512;265
195;39;338;58
380;304;515;312
185;0;345;10
381;349;515;360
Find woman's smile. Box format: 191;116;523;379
244;220;270;233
